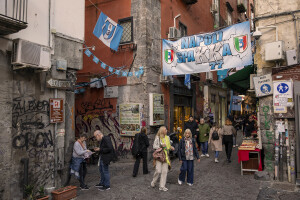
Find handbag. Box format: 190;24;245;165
152;148;166;163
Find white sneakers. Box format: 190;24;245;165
151;181;155;188
159;187;168;191
178;179;183;185
187;183;193;186
200;154;206;157
205;154;210;158
215;158;219;163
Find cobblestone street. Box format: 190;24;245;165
69;132;298;200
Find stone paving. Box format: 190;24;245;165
69;132;300;200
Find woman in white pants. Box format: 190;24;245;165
151;126;174;191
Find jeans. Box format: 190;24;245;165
215;151;219;158
233;135;236;146
79;161;87;187
179;160;194;184
133;151;148;176
99;159;110;187
200;141;208;155
223;135;233;160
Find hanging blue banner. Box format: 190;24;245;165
162;21;252;75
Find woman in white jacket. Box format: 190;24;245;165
151;126;174;192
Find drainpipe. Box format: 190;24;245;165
174;14;181;28
293;14;300;63
21;158;29;199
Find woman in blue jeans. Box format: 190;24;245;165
178;129;200;186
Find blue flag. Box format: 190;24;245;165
93;12;123;51
184;74;191;89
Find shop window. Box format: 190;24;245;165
179;22;187;37
118;17;133;44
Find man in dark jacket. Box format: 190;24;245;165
132;127;149;177
94;130;114;191
184;116;198;138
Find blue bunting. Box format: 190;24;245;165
122;71;128;76
101;62;107;69
108;66;114;73
85;49;92;57
93;56;99;64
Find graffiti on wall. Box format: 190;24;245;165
76;98;133;158
12;97;54;187
262;105;274;171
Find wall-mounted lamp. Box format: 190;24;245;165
253;26;278;41
79;45;95;51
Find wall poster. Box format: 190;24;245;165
149;93;165;126
119;103;141;136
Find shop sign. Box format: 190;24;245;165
119;103;141;136
149;93;165;126
253;74;273;97
50;98;64;123
104;86;118;98
273;80;293;113
47;78;72;89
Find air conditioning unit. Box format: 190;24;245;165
211;3;218;14
168;27;181;40
206;71;213;80
12;39;51;70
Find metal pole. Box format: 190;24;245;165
279;130;283;182
285;119;291;182
274;127;279;180
54;89;58;188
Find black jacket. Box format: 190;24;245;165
135;132;149;153
99;136;114;165
184;121;198;137
178;138;199;161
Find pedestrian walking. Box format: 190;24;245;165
208;123;223;163
69;134;91;190
94;130;114;191
184;115;198;139
222;119;237;163
132;127;150;177
198;118;210;158
151;126;175;192
178;129;200;186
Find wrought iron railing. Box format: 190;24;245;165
0;0;28;23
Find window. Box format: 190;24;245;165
213;0;220;29
118;17;133;44
227;10;232;25
179;22;187;37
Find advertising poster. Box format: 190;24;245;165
273;80;293;113
119;103;140;136
253;74;273;97
232;96;242;111
163;21;252;75
149;93;165;126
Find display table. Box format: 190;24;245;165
238;148;262;175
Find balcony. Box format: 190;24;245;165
182;0;198;5
0;0;28;35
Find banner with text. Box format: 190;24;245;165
163;21;252;75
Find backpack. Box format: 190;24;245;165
212;129;219;140
131;133;141;156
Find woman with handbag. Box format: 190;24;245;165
208;123;223;163
151;126;174;192
178;129;200;186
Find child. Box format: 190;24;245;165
178;129;200;186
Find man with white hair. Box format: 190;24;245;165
93;130;114;191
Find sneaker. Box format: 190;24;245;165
233;145;236;148
132;174;137;177
80;185;89;190
200;154;206;157
187;183;193;186
159;187;168;191
178;179;183;185
98;186;110;191
151;181;155;188
205;154;210;158
95;183;104;188
227;159;231;163
215;158;219;163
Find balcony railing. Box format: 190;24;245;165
0;0;28;35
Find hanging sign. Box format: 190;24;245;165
253;74;273;97
149;93;165;126
162;21;252;75
273;80;293;113
50;98;64;123
119;103;141;136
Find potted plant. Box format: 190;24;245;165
24;185;49;200
51;185;77;200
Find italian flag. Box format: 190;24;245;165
165;50;174;63
235;35;247;52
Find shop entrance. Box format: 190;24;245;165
173;95;192;136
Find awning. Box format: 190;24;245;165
223;65;254;93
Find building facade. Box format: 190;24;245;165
254;0;300;183
0;0;84;199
